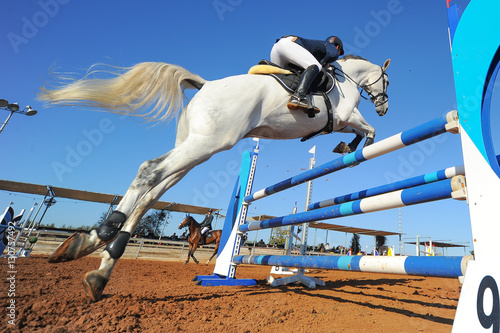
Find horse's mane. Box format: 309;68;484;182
186;216;200;227
339;54;368;62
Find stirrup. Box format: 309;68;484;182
302;95;320;118
287;95;308;110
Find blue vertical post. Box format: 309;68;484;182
195;140;260;286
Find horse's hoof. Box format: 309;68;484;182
48;231;104;263
333;142;351;154
82;270;109;302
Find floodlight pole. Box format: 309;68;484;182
0;99;37;135
0;111;15;134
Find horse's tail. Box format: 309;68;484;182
38;62;207;122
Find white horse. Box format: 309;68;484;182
38;55;390;301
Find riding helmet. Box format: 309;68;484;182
326;36;344;56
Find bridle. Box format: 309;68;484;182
332;66;388;108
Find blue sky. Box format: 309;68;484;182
1;0;485;255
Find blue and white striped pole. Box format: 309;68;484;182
309;164;465;210
239;175;466;232
233;254;472;278
244;111;459;204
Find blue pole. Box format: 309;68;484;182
239;176;464;232
309;164;464;210
233;254;470;278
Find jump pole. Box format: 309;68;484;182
308;163;466;210
234;254;473;279
239;175;467;232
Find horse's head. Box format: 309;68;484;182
364;59;391;116
178;215;193;229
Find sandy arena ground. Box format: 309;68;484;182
1;255;461;332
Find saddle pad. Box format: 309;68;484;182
248;64;293;75
249;60;335;94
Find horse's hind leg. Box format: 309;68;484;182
78;133;242;299
206;250;217;264
49;148;190;264
206;236;220;264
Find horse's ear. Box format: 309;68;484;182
382;59;391;71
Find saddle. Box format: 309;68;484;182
248;60;336;141
200;230;213;238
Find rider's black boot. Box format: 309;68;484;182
200;233;207;245
287;65;320;116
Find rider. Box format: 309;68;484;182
270;35;344;114
199;209;214;245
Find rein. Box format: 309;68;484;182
331;66;388;107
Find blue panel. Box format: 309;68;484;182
447;4;462;44
343;152;357;165
349;256;362;271
198;278;257;286
404;256;464;278
452;0;500;163
217;176;241;256
217;151;252;256
424;171;439;183
354;150;366;162
339;202;354;215
338;256;353;270
481;48;500;177
400;114;448;146
400;178;452;206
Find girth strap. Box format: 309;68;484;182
300;92;334;142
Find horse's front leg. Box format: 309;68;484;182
333;126;365;154
334;107;375;154
190;243;200;264
184;242;193;265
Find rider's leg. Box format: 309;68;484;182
271;37;321;69
287;65;320;113
270;37;322;114
200;227;208;245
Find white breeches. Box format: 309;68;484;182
201;227;209;234
270;36;322;71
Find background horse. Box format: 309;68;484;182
39;55;390;301
178;216;221;265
